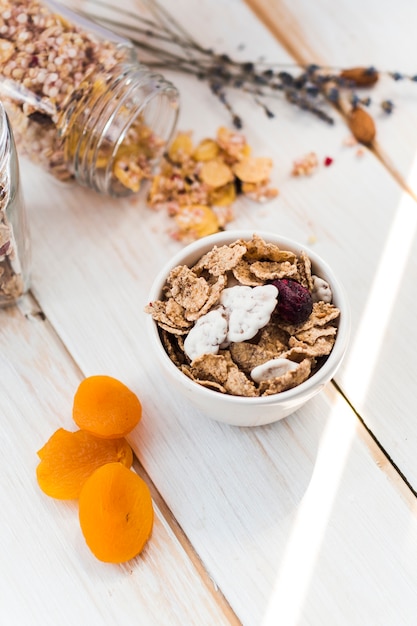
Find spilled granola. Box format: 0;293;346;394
147;128;278;241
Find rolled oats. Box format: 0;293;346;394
146;235;341;397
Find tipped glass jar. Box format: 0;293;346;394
0;101;31;307
0;0;179;197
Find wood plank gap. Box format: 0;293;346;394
131;456;243;626
331;380;417;507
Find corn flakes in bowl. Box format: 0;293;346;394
145;231;350;427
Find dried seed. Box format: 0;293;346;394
348;106;376;145
340;67;379;87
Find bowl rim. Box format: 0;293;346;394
146;230;350;405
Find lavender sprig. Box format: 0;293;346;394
82;0;409;128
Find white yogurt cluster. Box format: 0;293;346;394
184;284;278;363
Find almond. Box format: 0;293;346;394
348;106;376;144
340;67;379;87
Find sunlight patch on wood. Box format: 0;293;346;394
342;190;417;404
262;391;357;626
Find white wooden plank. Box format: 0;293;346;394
0;297;237;626
245;0;417;195
242;0;417;486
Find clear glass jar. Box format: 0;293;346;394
0;101;31;307
0;0;179;197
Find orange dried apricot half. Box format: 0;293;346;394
79;462;154;563
72;375;142;438
36;428;133;499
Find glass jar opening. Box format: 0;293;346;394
60;64;179;197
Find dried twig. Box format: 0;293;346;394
81;0;409;132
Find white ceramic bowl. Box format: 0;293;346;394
146;230;350;427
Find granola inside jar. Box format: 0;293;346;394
0;0;179;197
0;101;30;307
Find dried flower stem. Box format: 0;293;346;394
82;0;412;130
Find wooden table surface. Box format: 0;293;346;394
2;0;417;624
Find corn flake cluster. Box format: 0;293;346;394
147;128;278;241
146;234;340;397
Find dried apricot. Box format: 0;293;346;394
79;462;154;563
73;375;142;438
36;428;133;499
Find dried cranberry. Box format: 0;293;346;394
271;278;313;324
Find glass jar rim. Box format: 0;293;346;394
0;102;10;168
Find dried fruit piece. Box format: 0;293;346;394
348;106;376;145
73;375;142;439
272;278;313;324
340;67;379;87
36;429;133;499
79;463;154;563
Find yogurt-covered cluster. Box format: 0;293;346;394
184;284;278;361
